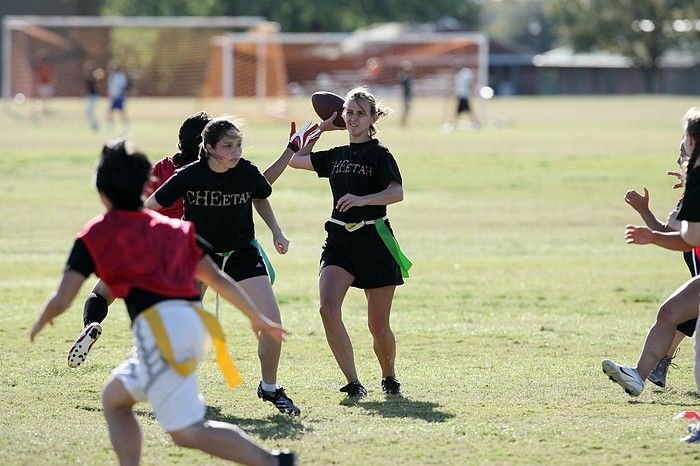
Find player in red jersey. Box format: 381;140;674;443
30;139;295;465
67;112;213;369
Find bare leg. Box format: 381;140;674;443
319;266;357;382
237;276;282;384
365;286;397;377
102;376;141;466
170;420;277;466
635;276;700;378
695;317;700;393
666;331;685;357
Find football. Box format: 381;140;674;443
311;91;346;127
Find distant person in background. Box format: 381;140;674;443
83;61;102;130
397;60;413;127
34;50;55;114
445;65;480;132
106;62;130;133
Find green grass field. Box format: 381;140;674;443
2;95;700;465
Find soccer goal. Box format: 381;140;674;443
1;15;267;103
207;26;489;115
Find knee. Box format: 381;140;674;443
169;426;200;449
319;302;341;322
102;379;132;415
368;319;390;338
657;303;681;325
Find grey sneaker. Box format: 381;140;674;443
648;355;673;388
680;422;700;444
602;359;645;396
68;322;102;368
648;348;680;388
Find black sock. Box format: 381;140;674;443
83;292;109;326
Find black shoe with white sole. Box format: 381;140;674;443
68;322;102;368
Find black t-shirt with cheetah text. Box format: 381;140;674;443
310;139;402;224
154;158;271;252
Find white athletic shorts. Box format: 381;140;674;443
112;300;211;432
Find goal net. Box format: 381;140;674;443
2;16;267;104
205;25;488;115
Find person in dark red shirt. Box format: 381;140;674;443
67;112;212;369
30;138;295;466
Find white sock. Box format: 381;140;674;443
261;381;278;392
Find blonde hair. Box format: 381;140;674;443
344;87;391;137
682;107;700;177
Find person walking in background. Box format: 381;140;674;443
444;65;480;132
288;87;411;398
30;138;296;465
397;60;413;128
34;49;55;115
106;62;130;133
83;60;102;130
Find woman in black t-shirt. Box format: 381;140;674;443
603;108;700;410
146;118;301;416
289;87;409;397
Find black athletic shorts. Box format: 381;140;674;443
457;97;470;113
678;250;698;336
676;318;697;337
211;244;268;282
320;220;403;289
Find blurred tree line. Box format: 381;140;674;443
100;0;482;32
101;0;699;54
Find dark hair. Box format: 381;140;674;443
199;118;240;160
344;87;391;138
173;111;211;168
95;138;151;210
682;108;700;178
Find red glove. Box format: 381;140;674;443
288;121;321;152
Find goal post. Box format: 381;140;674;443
2;15;268;101
209;29;489;115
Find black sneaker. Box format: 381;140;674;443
339;380;367;398
272;449;296;466
257;383;301;416
381;376;402;395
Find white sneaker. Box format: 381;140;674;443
680;422;700;444
602;359;644;397
68;323;102;368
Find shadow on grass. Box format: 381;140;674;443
76;404;156;420
348;397;454;423
205;405;308;440
77;404;306;439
